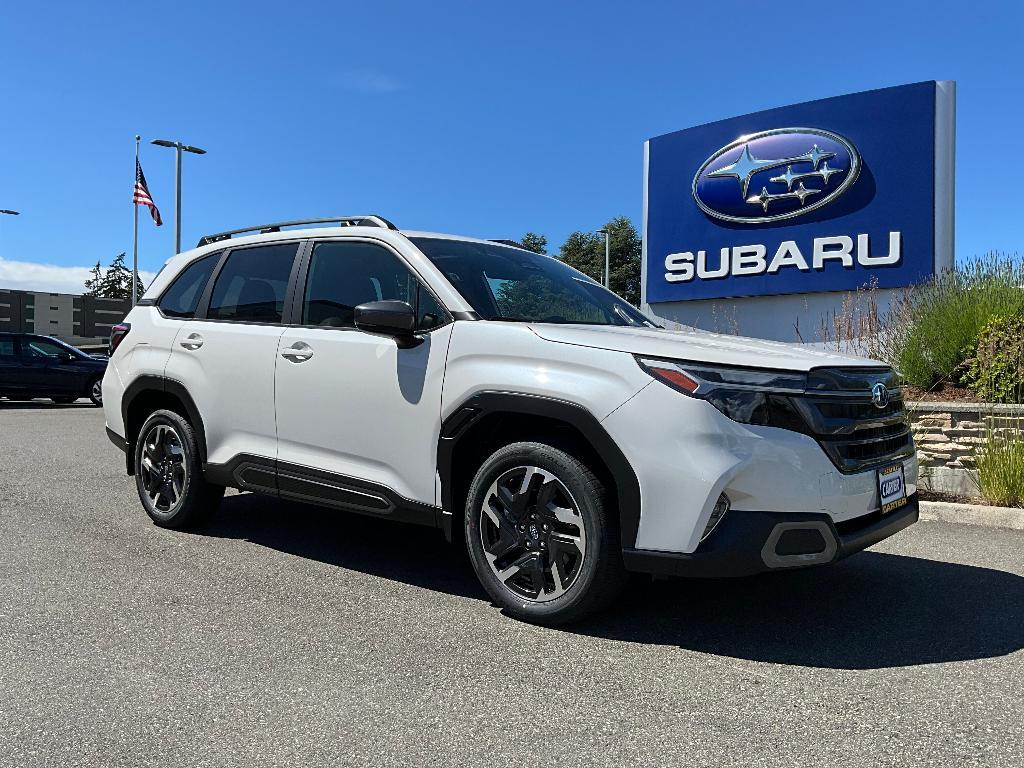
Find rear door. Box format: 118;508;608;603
134;251;223;383
274;238;453;508
163;241;301;466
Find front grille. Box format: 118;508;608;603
789;368;915;474
813;398;904;424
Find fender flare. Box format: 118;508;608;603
121;375;208;468
437;391;642;548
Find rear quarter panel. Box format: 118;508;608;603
102;307;184;437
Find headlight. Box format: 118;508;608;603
635;356;809;428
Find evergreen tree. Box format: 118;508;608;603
104;252;134;300
83;253;146;300
83;261;104;297
519;232;548;255
558;216;641;306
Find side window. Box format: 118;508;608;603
207;243;298;324
416;285;446;331
158;253;219;318
0;336;15;357
23;338;67;358
303;241;447;331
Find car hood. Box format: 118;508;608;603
527;324;884;372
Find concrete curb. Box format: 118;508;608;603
906;400;1024;415
919;500;1024;530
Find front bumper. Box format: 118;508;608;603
622;494;919;578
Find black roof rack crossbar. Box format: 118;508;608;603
197;215;398;247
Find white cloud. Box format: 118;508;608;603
341;69;404;93
0;257;156;295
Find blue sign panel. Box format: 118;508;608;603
645;82;938;303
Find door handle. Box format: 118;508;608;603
281;342;313;362
179;333;204;350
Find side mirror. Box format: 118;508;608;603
354;300;417;340
61;352;77;362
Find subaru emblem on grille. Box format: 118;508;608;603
871;382;890;409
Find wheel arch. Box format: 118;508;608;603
121;376;207;475
437;391;642;548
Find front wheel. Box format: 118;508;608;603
134;409;223;529
464;442;626;625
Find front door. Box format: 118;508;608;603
274;238;453;508
19;336;85;395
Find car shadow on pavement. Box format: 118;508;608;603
204;493;1024;670
203;492;486;600
577;551;1024;669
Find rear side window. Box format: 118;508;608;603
207;244;298;324
159;254;219;318
0;336;15;356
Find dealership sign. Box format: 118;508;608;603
644;82;953;304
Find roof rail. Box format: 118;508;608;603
197;215;398;247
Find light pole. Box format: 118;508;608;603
151;138;206;255
0;209;18;254
596;229;611;288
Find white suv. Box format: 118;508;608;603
103;215;919;624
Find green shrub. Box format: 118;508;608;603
889;253;1024;390
963;315;1024;403
974;420;1024;507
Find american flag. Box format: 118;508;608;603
134;158;163;226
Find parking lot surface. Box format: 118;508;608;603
1;404;1022;767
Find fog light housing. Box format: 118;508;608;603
702;493;730;541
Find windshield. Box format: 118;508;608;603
410;237;657;327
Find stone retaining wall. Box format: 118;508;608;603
907;401;1024;495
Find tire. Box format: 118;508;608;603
88;377;103;406
464;441;627;625
134;409;223;529
51;396;77;404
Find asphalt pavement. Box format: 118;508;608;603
1;403;1022;767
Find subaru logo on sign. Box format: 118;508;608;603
692;128;861;224
871;382;890;409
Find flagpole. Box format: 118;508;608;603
132;135;140;307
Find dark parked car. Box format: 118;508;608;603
0;333;107;405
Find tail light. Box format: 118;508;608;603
109;323;131;355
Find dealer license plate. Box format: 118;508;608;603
878;463;907;514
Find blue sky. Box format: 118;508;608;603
0;0;1020;292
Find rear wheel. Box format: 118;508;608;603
88;377;103;406
464;442;626;625
134;409;223;528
